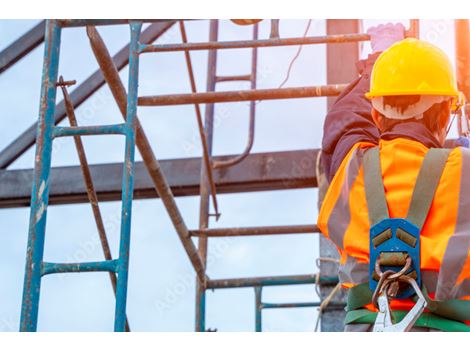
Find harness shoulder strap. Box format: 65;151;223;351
363;146;450;229
406;148;451;230
363;147;389;226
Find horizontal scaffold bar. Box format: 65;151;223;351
140;33;370;53
52;124;127;138
138;85;347;106
190;224;319;237
206;274;338;289
57;19;170;27
41;259;119;276
260;301;345;309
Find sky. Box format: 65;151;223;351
0;19;458;332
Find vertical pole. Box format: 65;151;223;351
114;21;141;332
455;20;470;102
320;20;359;332
20;20;61;332
254;286;262;332
195;19;219;332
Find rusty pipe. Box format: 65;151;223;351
140;33;371;53
190;224;319;237
139;84;346;107
178;21;220;218
212;23;259;169
86;26;206;284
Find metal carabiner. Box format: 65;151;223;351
373;276;427;332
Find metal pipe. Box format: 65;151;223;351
58;19;170;27
0;21;174;169
179;21;220;219
20;19;61;332
41;260;119;276
52;123;127;138
261;302;345;309
140;32;371;53
0;20;46;74
86;26;206;285
113;21;141;332
215;74;251;83
58;77;130;331
191;224;319;237
195;19;219;333
139;84;346;106
255;287;262;332
207;274;338;289
212;23;259;169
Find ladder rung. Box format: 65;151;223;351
52;123;127;138
261;301;345;309
215;74;252;83
41;259;119;276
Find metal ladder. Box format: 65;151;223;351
194;19;260;331
20;20;142;332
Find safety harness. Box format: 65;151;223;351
344;147;470;331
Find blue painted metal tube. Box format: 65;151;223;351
19;20;61;332
58;19;167;28
113;21;141;332
260;302;346;309
41;260;119;276
254;286;262;332
52;123;127;138
261;301;321;309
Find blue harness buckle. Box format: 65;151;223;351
369;218;421;299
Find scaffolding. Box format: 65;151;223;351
0;19;468;332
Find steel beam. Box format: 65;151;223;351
0;21;174;169
0;20;46;74
191;224;319;237
0;149;319;208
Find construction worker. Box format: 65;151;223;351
317;23;470;331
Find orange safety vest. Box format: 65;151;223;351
318;138;470;312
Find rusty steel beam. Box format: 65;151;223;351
138;84;346;106
0;20;46;74
86;25;206;285
0;21;175;169
0;149;319;208
190;224;319;237
140;32;370;53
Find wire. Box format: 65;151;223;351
278;19;313;89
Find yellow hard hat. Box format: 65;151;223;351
366;38;462;110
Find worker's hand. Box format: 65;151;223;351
367;23;406;53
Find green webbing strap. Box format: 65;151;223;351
363;147;389;226
347;282;373;312
345;309;470;332
347;282;470;323
406;148;451;230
